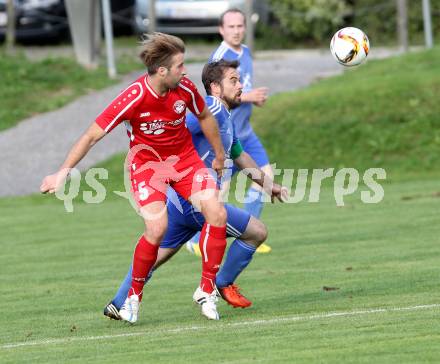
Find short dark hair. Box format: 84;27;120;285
139;32;185;74
219;8;246;27
202;59;240;95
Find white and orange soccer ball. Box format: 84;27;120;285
330;27;370;66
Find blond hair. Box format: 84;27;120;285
139;32;185;74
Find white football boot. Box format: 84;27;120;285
119;294;140;324
193;286;220;320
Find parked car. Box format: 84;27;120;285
0;0;135;43
134;0;268;35
0;0;69;42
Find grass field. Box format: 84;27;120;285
1;175;440;363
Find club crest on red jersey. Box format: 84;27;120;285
173;100;186;114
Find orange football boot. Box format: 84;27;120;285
218;284;252;308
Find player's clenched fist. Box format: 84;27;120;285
250;87;268;107
40;169;69;194
271;185;289;203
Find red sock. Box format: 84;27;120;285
199;223;227;293
129;235;159;300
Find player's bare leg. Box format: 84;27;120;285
153;246;182;269
239;216;268;248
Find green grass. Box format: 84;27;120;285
0;52;143;132
1;176;440;363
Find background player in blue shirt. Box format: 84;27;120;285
188;8;273;254
104;60;286;321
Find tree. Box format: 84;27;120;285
269;0;351;43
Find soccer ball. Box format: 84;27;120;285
330;27;370;66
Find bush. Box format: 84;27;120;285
268;0;440;46
348;0;440;45
268;0;351;43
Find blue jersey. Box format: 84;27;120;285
166;95;239;212
210;41;254;141
186;95;237;169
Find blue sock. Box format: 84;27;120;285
112;265;154;309
216;239;256;288
244;187;264;218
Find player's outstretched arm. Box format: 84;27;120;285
239;87;268;107
196;106;226;175
40;122;106;194
234;151;287;203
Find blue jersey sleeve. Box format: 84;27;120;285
186;112;202;135
210;42;239;62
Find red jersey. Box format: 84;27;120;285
95;75;206;161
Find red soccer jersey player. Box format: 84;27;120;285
40;33;228;322
95;75;212;206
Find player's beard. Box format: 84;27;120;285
169;80;180;89
224;92;242;109
167;75;183;90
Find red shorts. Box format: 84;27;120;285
130;149;218;207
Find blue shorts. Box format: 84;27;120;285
232;131;270;174
161;198;251;249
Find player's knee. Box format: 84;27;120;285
204;203;227;226
247;218;267;245
254;220;268;244
144;222;167;243
213;204;227;226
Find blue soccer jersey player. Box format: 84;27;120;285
204;8;273;253
104;60;286;321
